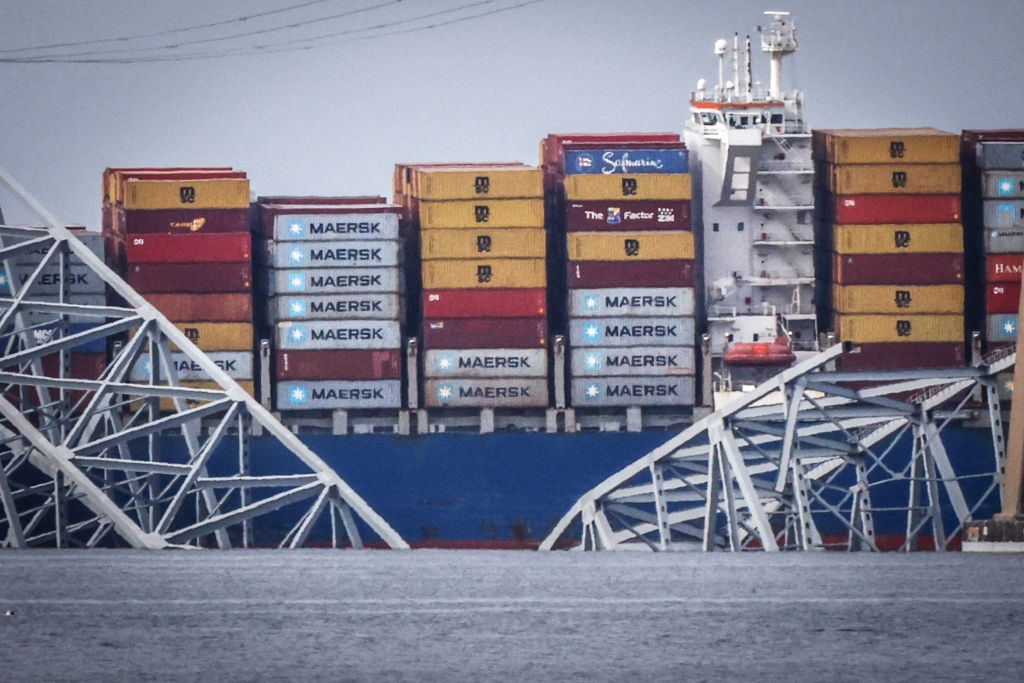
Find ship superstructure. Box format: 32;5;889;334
684;11;817;397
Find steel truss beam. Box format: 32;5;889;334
541;344;1012;552
0;166;408;549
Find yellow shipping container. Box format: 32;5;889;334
835;314;964;343
421;258;546;289
414;167;543;200
421;228;546;259
417;199;544;229
832;223;963;254
821;163;961;195
170;322;254;352
832;285;964;314
123;179;251;210
812;128;959;164
159;380;255;412
567;231;695;261
564;174;691;201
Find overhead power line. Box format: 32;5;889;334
0;0;548;64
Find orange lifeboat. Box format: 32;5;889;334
722;335;796;368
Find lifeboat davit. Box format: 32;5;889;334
722;335;796;367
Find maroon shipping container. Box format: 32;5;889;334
824;193;961;225
987;253;1024;282
565;200;691;232
986;282;1022;314
832;253;964;285
126;232;251;263
143;293;253;322
275;349;401;381
422;317;547;349
127;262;252;293
541;133;680;170
118;207;250;235
837;341;965;371
422;288;546;318
567;260;695;288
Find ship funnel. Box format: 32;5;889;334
760;10;798;99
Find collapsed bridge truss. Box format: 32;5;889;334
541;343;1013;552
0;167;408;550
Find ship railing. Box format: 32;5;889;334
758;159;812;172
982;343;1015;366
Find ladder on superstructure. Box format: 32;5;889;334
0;166;408;549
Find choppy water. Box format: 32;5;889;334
2;550;1023;682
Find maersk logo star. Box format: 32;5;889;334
584;383;601;399
288;221;304;237
1004;318;1017;336
584;323;601;340
288;248;305;265
290;386;308;405
584;352;602;370
998;178;1015;196
436;383;454;402
289;299;307;316
289;326;306;344
287;274;305;291
436;354;454;371
584;295;600;311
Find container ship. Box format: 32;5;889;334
0;11;1014;551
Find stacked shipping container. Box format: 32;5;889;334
255;199;404;411
812;129;966;370
397;164;549;409
541;134;697;407
101;168;257;402
961;130;1024;402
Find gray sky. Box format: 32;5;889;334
1;0;1022;228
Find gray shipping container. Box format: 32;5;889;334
569;287;695;317
129;351;254;382
570;345;696;377
3;262;105;295
425;378;548;408
983;171;1024;199
272;212;400;241
569;316;695;347
14;231;103;263
424;348;547;378
276;319;402;350
265;239;401;269
977;142;1024;170
268;267;401;295
0;293;107;324
571;376;696;407
270;293;402;322
987;314;1018;342
985;228;1024;254
276;379;401;410
983;199;1024;229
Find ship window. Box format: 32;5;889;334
740;116;750;127
712;222;720;232
700;112;718;125
770;113;783;124
737;222;745;231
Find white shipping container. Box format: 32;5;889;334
266;239;400;269
983;171;1024;199
276;319;402;350
269;293;402;321
985;228;1024;254
276;379;401;410
272;212;400;241
425;378;548;408
570;346;695;377
569;316;695;347
977;142;1024;170
983;199;1024;229
2;262;105;295
424;348;548;378
129;351;254;382
268;267;401;295
571;376;695;407
569;287;695;317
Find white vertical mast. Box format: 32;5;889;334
761;10;797;99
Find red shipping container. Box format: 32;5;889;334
126;232;251;263
986;282;1022;314
127;262;251;293
986;253;1024;282
143;293;253;322
422;288;546;318
825;193;961;224
837;341;965;371
832;253;964;285
567;260;695;288
118;207;250;235
275;349;401;381
422;317;547;349
565;200;691;232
